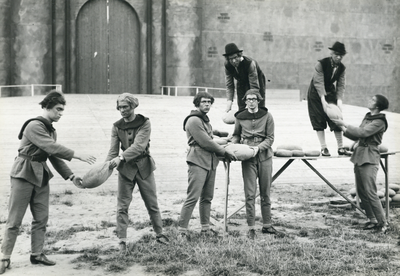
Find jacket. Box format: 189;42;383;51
344;112;388;166
232;107;274;161
183;110;226;170
10;117;74;187
105;114;156;181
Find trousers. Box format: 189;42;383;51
354;164;386;225
1;177;49;257
116;171;163;239
178;164;216;229
241;156;273;227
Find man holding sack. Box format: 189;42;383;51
106;93;169;253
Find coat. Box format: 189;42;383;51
10;117;74;187
105;114;156;181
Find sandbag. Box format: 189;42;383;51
222;110;235;124
81;161;113;189
377;190;384;198
324;103;343;120
224;144;254;161
214;137;229;145
380;197;392;203
304;150;320;157
389;183;400;192
276;144;303;151
392;194;400;202
349;187;357;197
378;144;388;153
292;150;305;157
380;188;396;197
275;149;293;157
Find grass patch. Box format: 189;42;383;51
70;219;400;276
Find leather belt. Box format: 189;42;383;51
18;153;47;162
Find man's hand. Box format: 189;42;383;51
251;146;259;157
337;99;343;111
72;176;84;189
74;154;96;165
225;100;233;112
109;156;122;169
224;148;237;162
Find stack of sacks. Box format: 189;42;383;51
349;183;400;205
274;144;320;157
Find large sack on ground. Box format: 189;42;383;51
275;149;293;157
380;197;392;203
276;144;303;151
304;150;321;157
222;110;235;124
389;183;400;192
324;103;343;120
377;190;384;198
378;144;388;153
81;161;113;189
224;144;254;161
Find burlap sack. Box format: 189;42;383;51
81;161;113;189
224;144;254;161
222;110;236;124
324;103;343;120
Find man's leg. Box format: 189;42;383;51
178;164;208;230
1;178;33;259
116;173;135;241
199;168;216;231
356;164;386;225
30;182;50;256
241;158;258;228
136;172;163;235
258;158;273;228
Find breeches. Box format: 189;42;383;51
116;171;162;239
1;177;49;256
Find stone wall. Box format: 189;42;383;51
166;0;400;112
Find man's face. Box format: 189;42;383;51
228;53;242;67
245;95;259;111
331;51;344;65
198;97;212;114
117;100;134;118
47;104;64;122
367;96;378;111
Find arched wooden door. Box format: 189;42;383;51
76;0;140;94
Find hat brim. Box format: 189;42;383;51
223;50;243;57
328;47;346;55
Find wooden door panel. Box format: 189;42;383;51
108;0;140;94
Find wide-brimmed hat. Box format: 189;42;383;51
329;41;346;55
223;43;243;56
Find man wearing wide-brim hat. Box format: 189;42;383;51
223;43;266;112
307;41;352;157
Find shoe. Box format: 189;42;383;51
156;233;170;245
338;148;352;156
119;241;130;255
247;229;256;240
321;148;331;157
362;221;378;230
0;259;10;274
262;226;286;238
374;223;388;234
200;228;219;237
30;253;56;266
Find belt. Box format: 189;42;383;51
242;137;263;144
18;153;48;162
358;142;378;147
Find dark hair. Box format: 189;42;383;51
374;94;389;111
39;90;66;109
193;92;215;107
242;89;263;101
224;51;243;61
